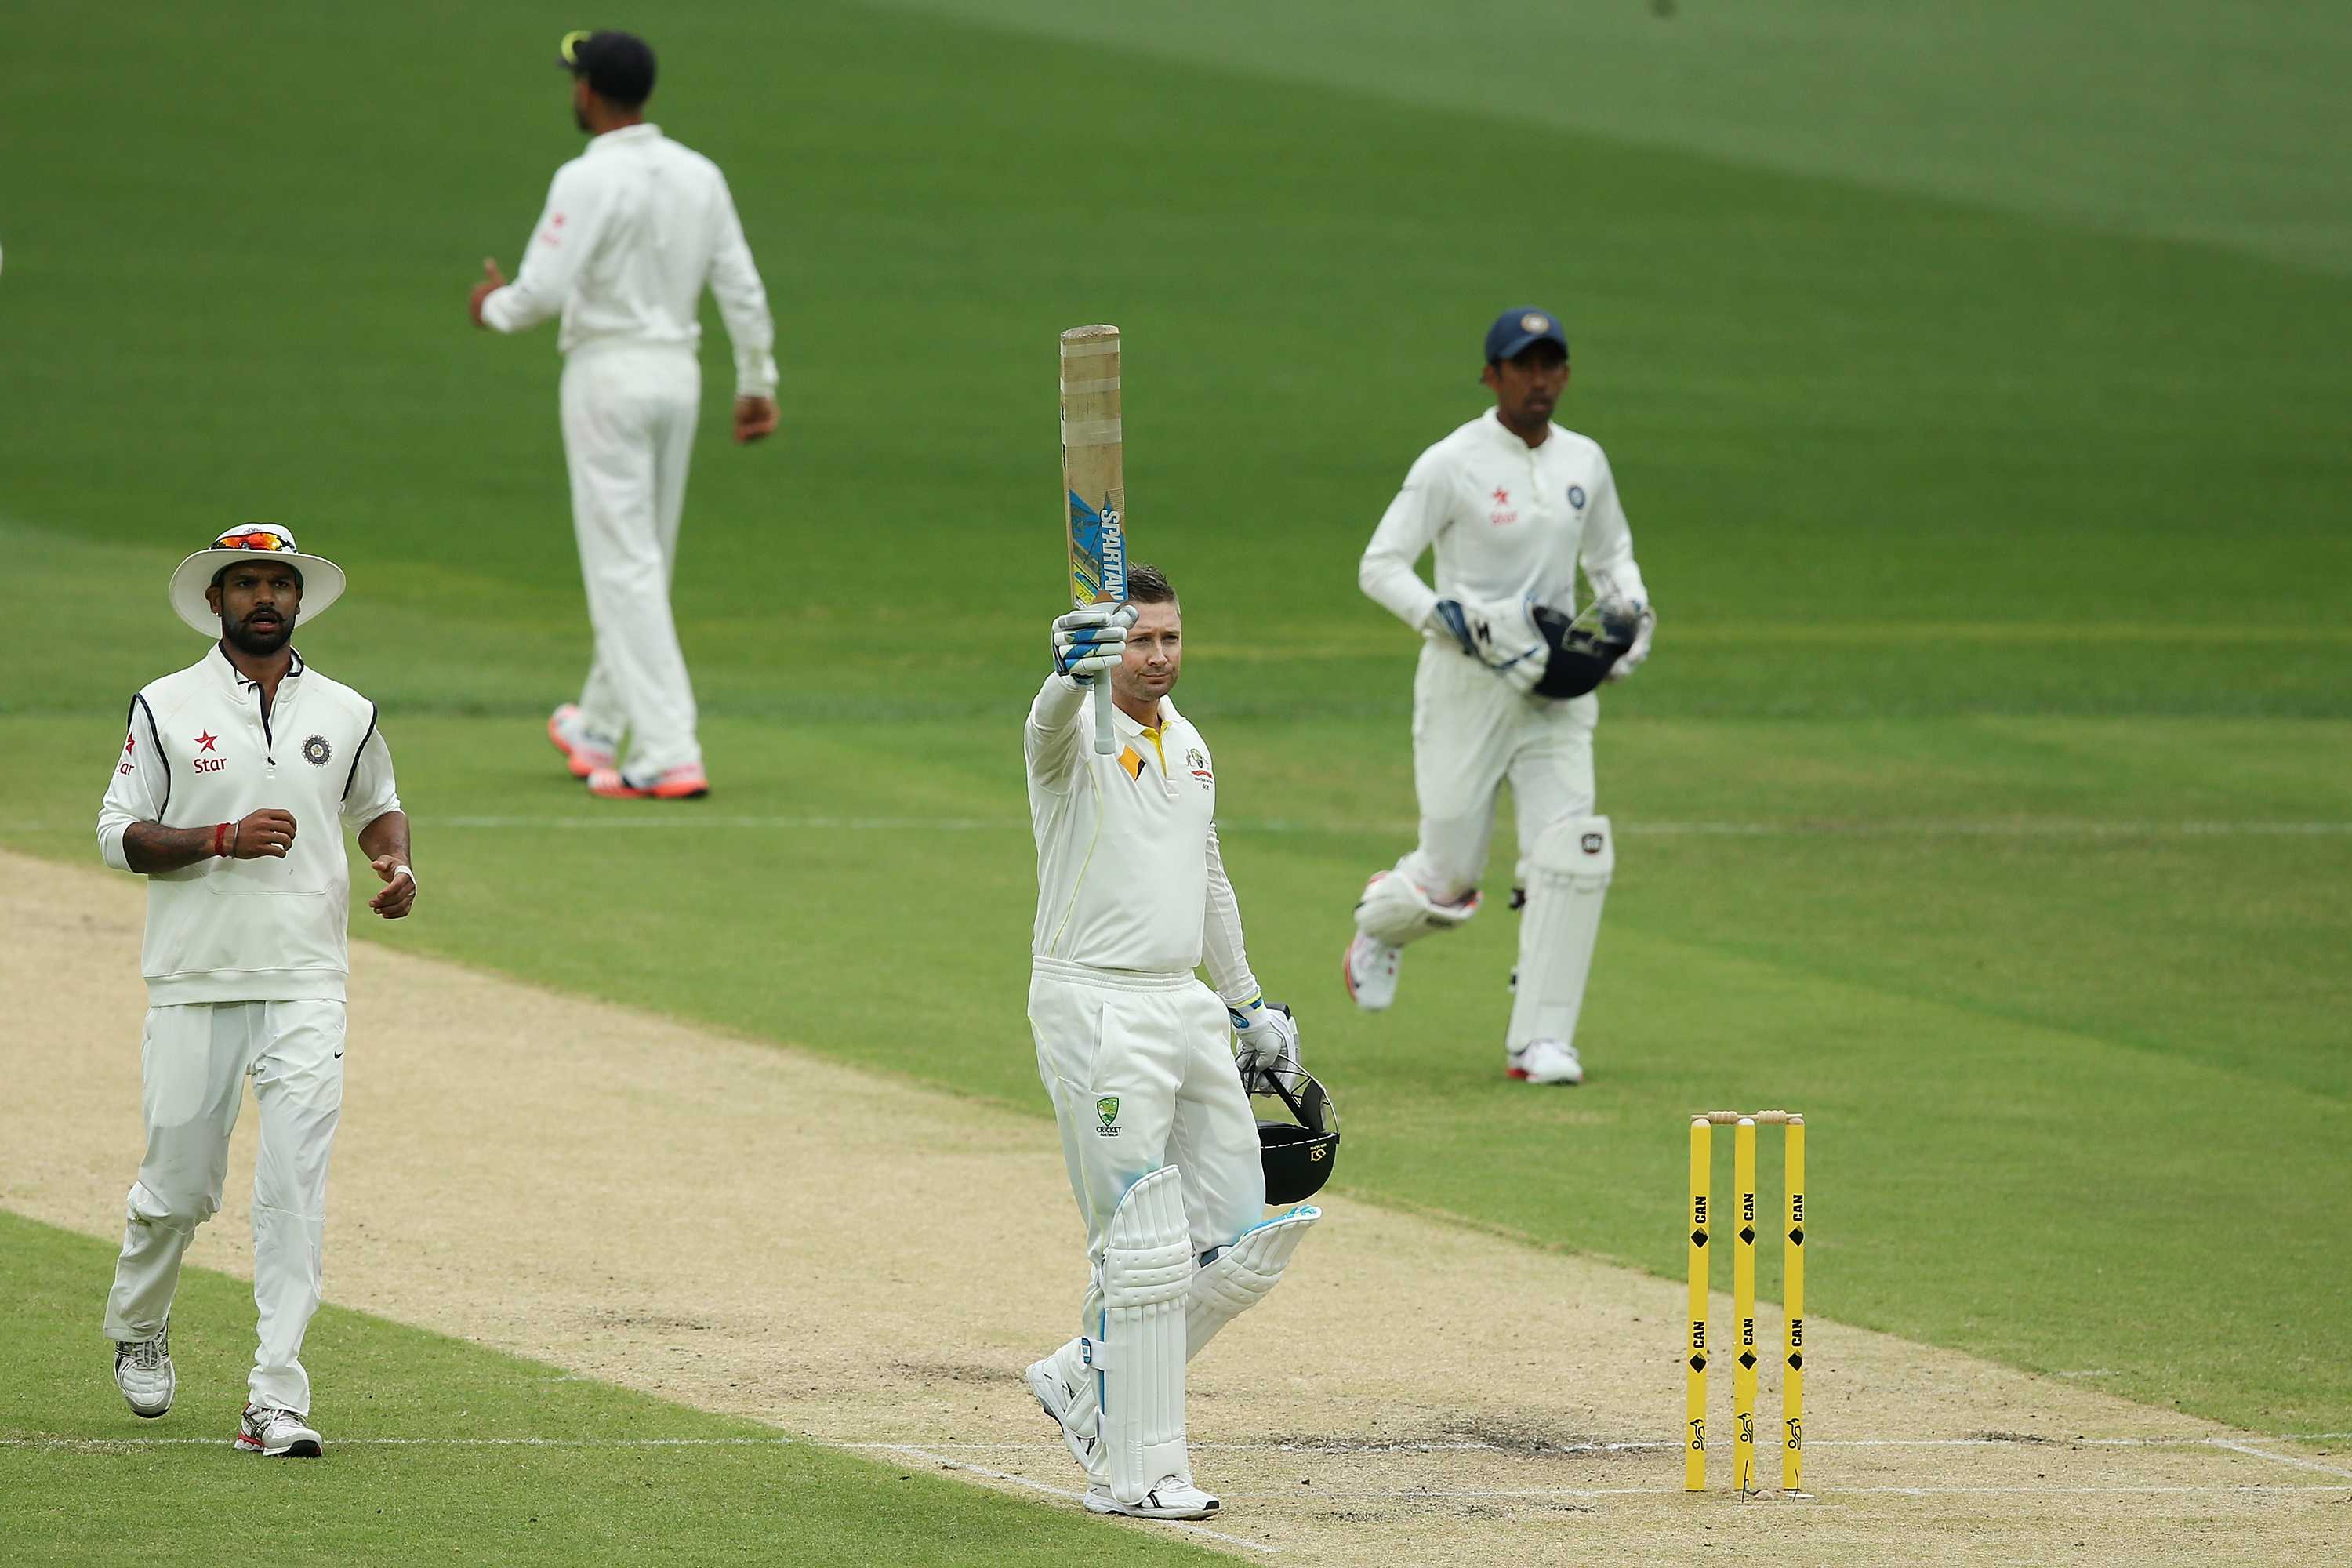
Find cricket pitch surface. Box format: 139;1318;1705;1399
4;848;2343;1566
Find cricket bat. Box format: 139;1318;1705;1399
1060;324;1128;755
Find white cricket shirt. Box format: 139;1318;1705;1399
480;123;779;397
1360;408;1650;634
96;646;401;1004
1025;675;1258;1000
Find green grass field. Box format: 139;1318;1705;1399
5;0;2349;1557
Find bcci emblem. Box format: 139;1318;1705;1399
1582;832;1605;854
301;735;333;767
1568;485;1586;510
1094;1096;1121;1137
1520;312;1549;333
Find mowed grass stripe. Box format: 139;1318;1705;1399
0;1214;1222;1567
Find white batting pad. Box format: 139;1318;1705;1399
1354;870;1481;947
1185;1204;1320;1359
1506;815;1614;1052
1094;1165;1193;1504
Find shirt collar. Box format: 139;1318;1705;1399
586;123;663;154
210;642;304;691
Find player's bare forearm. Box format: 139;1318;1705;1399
359;810;417;919
124;807;299;873
122;822;221;875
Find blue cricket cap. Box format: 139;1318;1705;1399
1484;307;1569;364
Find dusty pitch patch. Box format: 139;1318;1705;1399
2;848;2343;1566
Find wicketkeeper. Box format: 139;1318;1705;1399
1022;564;1319;1523
1343;308;1657;1086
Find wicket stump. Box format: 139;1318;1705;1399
1684;1110;1806;1495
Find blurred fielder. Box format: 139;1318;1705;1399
470;29;779;800
1022;564;1319;1522
96;524;415;1458
1343;308;1657;1086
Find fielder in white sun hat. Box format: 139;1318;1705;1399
166;524;347;637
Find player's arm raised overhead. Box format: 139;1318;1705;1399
475;162;615;333
1574;450;1658;675
1357;445;1454;630
1026;606;1129;792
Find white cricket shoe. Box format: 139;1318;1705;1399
1342;934;1402;1011
1024;1340;1098;1473
1508;1039;1584;1085
1085;1476;1220;1520
112;1327;174;1419
236;1404;323;1458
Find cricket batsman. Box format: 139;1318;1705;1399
96;524;414;1457
1342;308;1657;1086
469;29;779;800
1021;564;1319;1522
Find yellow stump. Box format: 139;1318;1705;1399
1783;1115;1806;1493
1732;1116;1759;1495
1685;1117;1710;1491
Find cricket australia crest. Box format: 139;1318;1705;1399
1094;1096;1121;1137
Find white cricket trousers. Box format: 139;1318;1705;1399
1027;958;1265;1338
1393;641;1599;899
561;343;704;777
103;1000;345;1414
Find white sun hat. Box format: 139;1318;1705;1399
166;523;347;637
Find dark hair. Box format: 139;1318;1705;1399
1123;562;1177;605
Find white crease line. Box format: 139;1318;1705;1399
1207;1484;2350;1500
2207;1439;2352;1479
0;1436;801;1447
877;1443;1278;1554
341;817;2352;837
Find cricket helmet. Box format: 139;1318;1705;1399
1527;597;1642;699
166;523;346;637
1253;1066;1340;1204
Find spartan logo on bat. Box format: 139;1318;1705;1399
301;735;333;767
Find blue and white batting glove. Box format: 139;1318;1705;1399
1051;605;1131;684
1229;996;1301;1092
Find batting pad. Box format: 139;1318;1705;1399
1507;815;1613;1052
1096;1165;1194;1504
1354;870;1481;946
1186;1203;1320;1359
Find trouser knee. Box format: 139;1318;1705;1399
128;1179;216;1235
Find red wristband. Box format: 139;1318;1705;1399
213;822;232;858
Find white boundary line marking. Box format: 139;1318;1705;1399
14;817;2347;839
878;1443;1279;1554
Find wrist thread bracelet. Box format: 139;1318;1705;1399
212;822;232;858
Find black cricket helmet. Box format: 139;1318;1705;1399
1253;1065;1340;1204
1528;598;1642;699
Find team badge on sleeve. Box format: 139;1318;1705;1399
302;735;333;767
1568;485;1587;510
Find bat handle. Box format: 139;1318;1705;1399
1091;680;1116;755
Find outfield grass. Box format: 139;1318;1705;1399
0;1214;1220;1566
5;0;2349;1518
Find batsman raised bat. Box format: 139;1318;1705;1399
1060;323;1130;755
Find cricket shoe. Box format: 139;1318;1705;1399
1508;1039;1584;1086
236;1404;323;1458
1342;933;1403;1011
547;704;618;780
1023;1339;1100;1474
1084;1477;1220;1521
112;1326;174;1418
585;763;710;800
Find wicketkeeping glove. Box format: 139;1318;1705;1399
1229;996;1302;1094
1051;604;1133;683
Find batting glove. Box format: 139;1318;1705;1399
1229;997;1302;1093
1051;605;1131;684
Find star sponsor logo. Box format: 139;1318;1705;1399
193;730;227;774
118;728;136;776
194;731;218;752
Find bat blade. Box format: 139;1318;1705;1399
1060;324;1127;755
